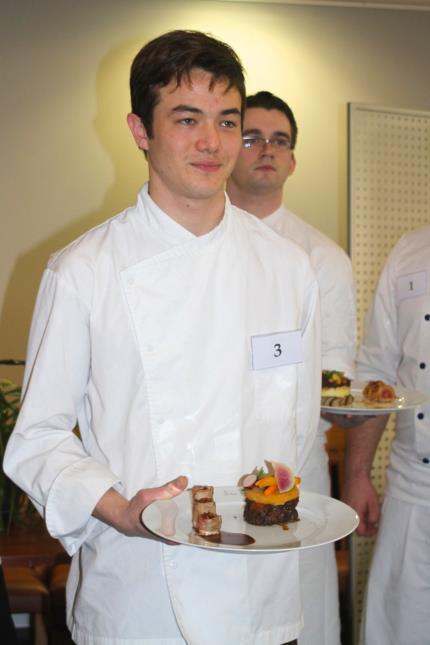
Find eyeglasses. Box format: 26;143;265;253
242;135;293;151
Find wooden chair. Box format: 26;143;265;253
3;564;50;643
48;561;71;641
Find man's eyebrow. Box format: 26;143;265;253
171;105;203;115
170;105;241;117
220;108;241;117
243;128;263;136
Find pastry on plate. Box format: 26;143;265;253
362;380;397;403
321;370;353;406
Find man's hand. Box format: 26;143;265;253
343;472;380;537
341;413;388;537
322;412;375;429
93;476;188;540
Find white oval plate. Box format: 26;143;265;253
141;487;358;553
321;381;430;416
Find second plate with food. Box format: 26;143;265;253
321;381;430;415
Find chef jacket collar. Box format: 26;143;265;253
262;205;284;232
138;183;230;247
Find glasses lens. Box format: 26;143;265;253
271;138;292;149
242;136;262;149
242;136;292;150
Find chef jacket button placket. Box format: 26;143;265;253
419;362;426;369
423;458;430;464
425;314;430;321
417;412;424;420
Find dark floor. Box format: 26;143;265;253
15;625;73;645
340;595;353;645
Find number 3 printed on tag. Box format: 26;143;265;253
251;330;303;370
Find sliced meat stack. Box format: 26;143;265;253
191;485;222;537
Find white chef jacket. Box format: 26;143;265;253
4;186;321;645
264;206;356;645
356;226;430;645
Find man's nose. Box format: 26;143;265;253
196;123;220;152
259;141;274;156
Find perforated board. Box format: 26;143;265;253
348;103;430;644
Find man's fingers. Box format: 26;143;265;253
162;475;189;497
144;476;189;505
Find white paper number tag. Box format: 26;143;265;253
251;330;303;371
396;271;427;301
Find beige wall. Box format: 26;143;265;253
2;0;430;374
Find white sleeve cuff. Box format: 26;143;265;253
45;457;122;555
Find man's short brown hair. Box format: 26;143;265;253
130;30;246;137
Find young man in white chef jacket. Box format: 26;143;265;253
343;227;430;645
227;91;356;645
4;32;321;645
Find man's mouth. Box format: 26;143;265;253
255;164;276;172
191;161;222;173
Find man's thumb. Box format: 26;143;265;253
154;475;188;501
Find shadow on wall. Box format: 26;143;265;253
0;36;151;381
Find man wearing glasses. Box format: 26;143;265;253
227;91;356;645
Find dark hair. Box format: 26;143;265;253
246;91;298;149
130;30;246;137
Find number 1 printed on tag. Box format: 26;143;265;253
397;271;427;301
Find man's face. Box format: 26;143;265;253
230;107;296;196
128;69;242;205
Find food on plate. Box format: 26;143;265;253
192;497;216;529
191;485;215;529
321;370;353;406
191;485;222;536
362;380;397;403
242;461;300;526
196;511;222;537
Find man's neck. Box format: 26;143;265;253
226;182;282;219
148;183;225;236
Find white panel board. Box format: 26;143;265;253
348;102;430;644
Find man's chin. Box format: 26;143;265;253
184;184;226;202
249;177;280;193
185;176;229;200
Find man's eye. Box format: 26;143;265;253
242;137;260;148
273;138;291;149
179;118;196;125
220;120;237;129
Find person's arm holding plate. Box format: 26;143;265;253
342;414;388;535
321;410;373;429
92;477;188;538
343;251;399;535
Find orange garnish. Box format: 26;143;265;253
263;484;278;496
255;475;276;488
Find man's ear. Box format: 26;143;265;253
127;113;149;151
288;152;297;178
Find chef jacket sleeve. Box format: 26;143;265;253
311;244;356;379
296;274;322;471
3;267;122;556
356;250;401;384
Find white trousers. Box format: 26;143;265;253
365;494;430;645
